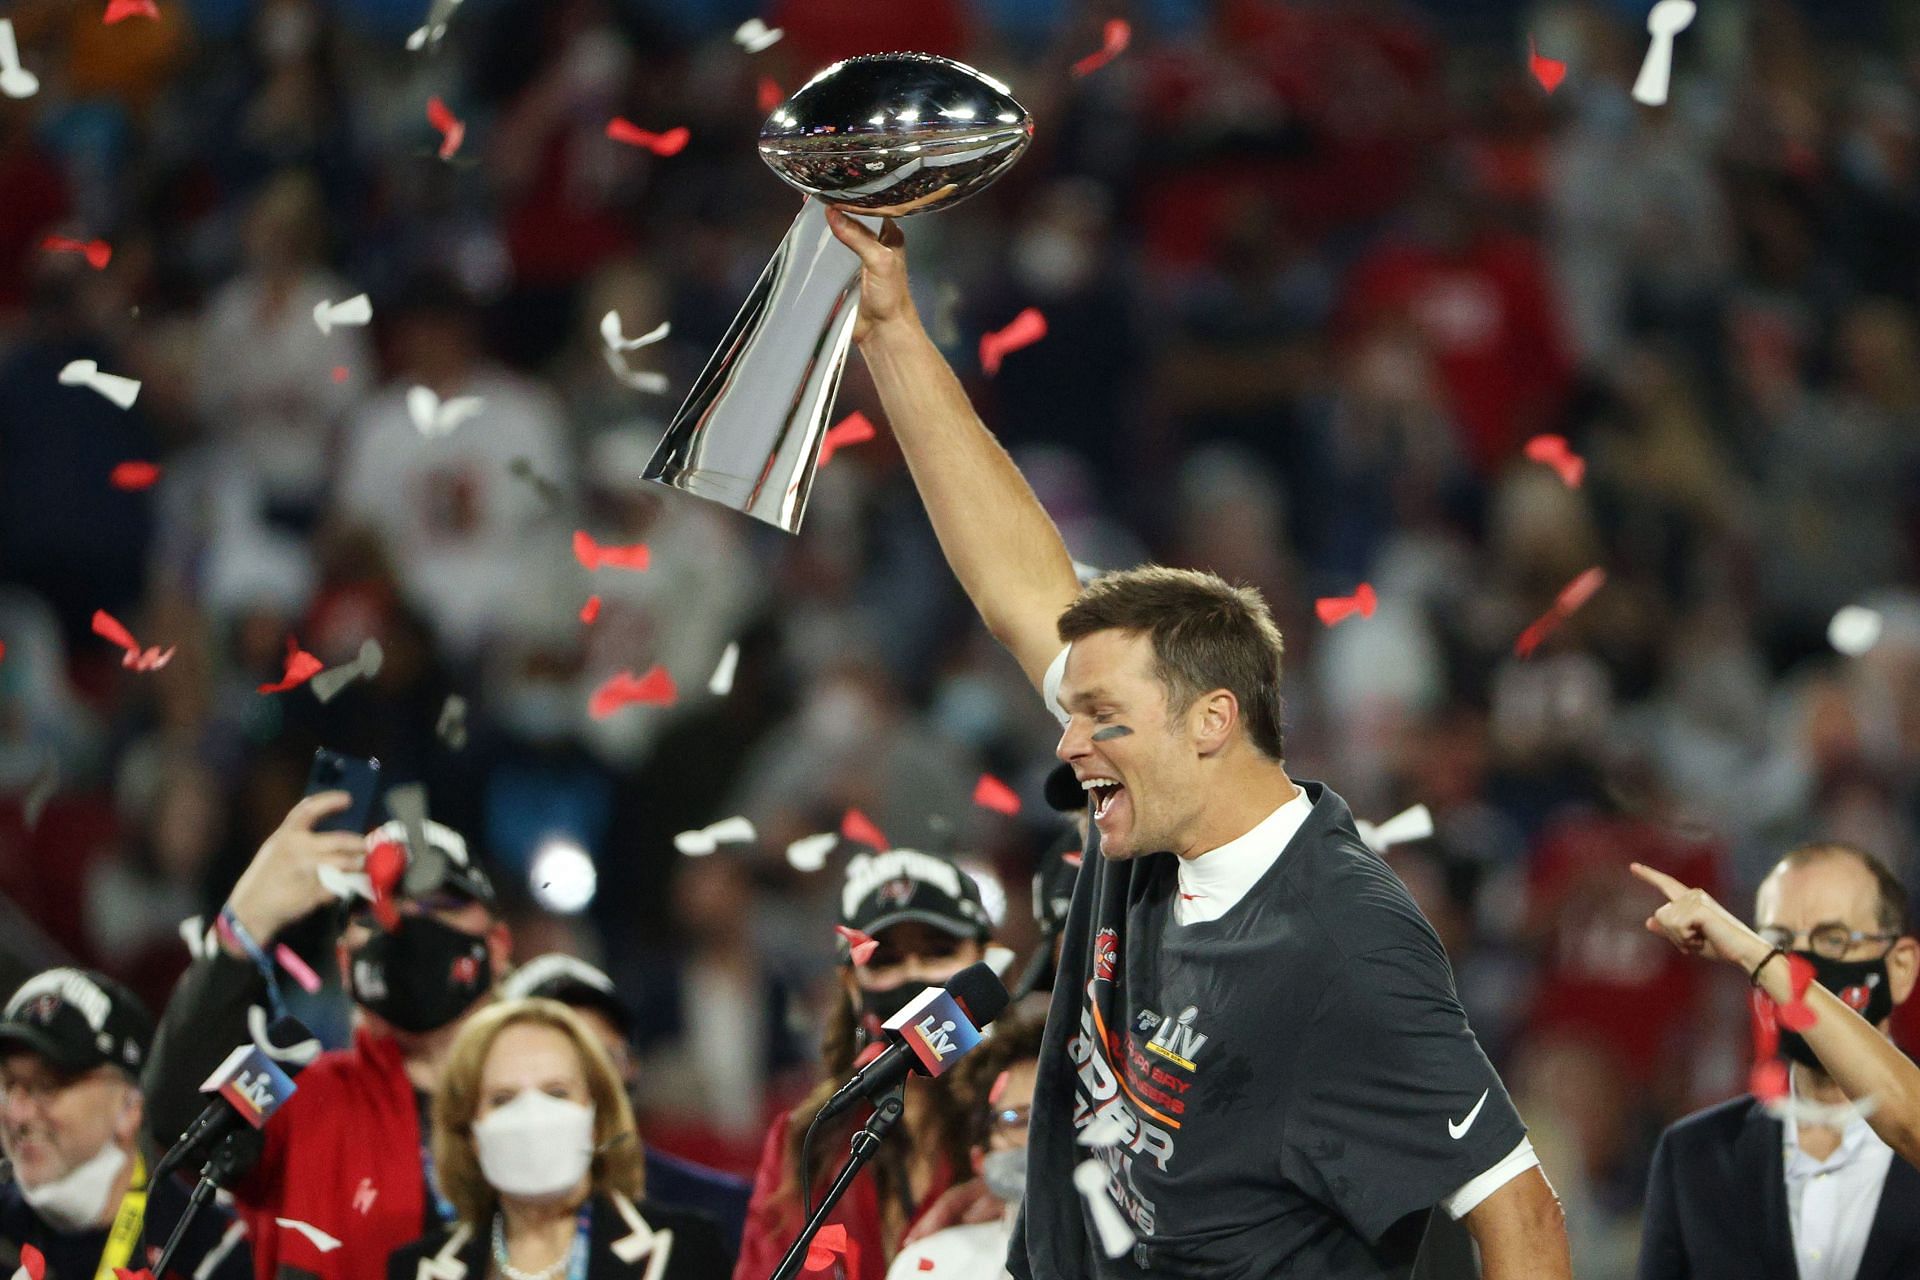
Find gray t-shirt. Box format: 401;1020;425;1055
1009;781;1525;1279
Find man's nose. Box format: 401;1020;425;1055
1057;719;1089;763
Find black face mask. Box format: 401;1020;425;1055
859;982;919;1032
1779;950;1896;1071
348;913;492;1033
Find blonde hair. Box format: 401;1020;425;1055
432;998;645;1226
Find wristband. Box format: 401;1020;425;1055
1749;945;1787;988
218;905;289;1021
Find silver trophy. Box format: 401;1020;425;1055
642;53;1032;532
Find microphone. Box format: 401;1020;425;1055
152;1016;310;1184
816;962;1010;1125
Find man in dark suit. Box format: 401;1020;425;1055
1639;842;1920;1280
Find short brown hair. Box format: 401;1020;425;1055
432;998;645;1227
1772;842;1910;933
1057;566;1286;760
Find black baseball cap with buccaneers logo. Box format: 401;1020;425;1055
840;849;993;942
0;968;154;1076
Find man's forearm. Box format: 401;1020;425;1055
1466;1169;1572;1280
858;319;1081;678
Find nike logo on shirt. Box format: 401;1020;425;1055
1448;1089;1490;1140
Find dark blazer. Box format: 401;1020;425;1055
388;1192;732;1280
1639;1094;1920;1280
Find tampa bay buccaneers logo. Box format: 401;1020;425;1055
1094;928;1118;982
1841;976;1880;1012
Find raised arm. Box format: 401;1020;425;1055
828;209;1082;691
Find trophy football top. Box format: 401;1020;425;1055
758;52;1033;217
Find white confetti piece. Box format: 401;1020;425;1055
0;20;40;99
673;815;757;856
1829;605;1883;658
1355;804;1434;853
58;359;140;409
600;312;671;393
1073;1159;1136;1258
310;638;384;703
708;641;739;696
405;0;465;51
317;864;373;902
437;694;470;749
985;943;1016;978
786;832;837;872
1076;1112;1129;1148
1631;0;1695;107
312;293;372;335
406;386;486;438
733;18;784;53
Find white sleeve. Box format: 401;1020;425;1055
1440;1137;1539;1220
1042;645;1071;726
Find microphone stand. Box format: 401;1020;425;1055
768;1085;906;1280
150;1129;263;1279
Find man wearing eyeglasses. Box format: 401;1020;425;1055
1638;841;1920;1280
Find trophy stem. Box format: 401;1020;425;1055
641;199;878;533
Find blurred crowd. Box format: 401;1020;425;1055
3;0;1920;1273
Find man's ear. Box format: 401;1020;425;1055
118;1086;146;1147
1889;935;1920;1006
1190;689;1238;756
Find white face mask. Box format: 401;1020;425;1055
18;1139;128;1230
471;1091;595;1200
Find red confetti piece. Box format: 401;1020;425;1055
973;773;1021;816
331;366;349;383
109;461;161;491
840;807;889;851
1750;1057;1788;1103
980;308;1047;376
918;1260;935;1272
804;1224;848;1274
21;1245;45;1280
1315;583;1377;627
835;924;880;966
818;411;877;467
0;642;7;664
366;839;406;932
573;530;652;572
1528;36;1567;93
1523;433;1585;488
426;96;465;160
91;609;175;671
102;0;158;24
41;236;113;270
988;1069;1010;1105
757;77;785;115
1071;19;1131;78
1777;952;1818;1031
588;666;677;719
1513;567;1607;658
258;635;324;694
605;119;690;156
579;595;602;624
275;943;322;994
1062;850;1083;867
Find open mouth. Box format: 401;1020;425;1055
1081;776;1125;822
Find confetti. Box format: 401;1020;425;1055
437;694;469;750
973;774;1022;817
108;461;160;491
18;1243;44;1280
274;944;322;994
0;22;40;100
818;411;877;467
1762;1092;1879;1128
1527;37;1566;93
406;386;485;438
1514;567;1607;658
1062;850;1083;868
588;666;676;718
1076;1112;1129;1147
426;96;465;159
257;635;324;693
40;236;111;269
59;360;140;410
579;595;602;625
1522;434;1584;488
840;808;888;851
605;120;689;156
835;924;880;966
1355;804;1434;853
23;752;57;830
1631;0;1694;107
757;77;785;114
406;0;464;51
1776;952;1818;1032
1073;1160;1136;1258
102;0;158;24
572;530;651;572
316;864;372;903
1829;605;1883;657
980;308;1047;376
1315;583;1377;627
384;783;436;897
804;1224;849;1275
708;641;740;696
989;1070;1011;1106
331;365;349;383
309;638;384;703
365;839;406;931
733;18;783;53
312;293;372;335
1071;19;1131;78
91;609;174;671
786;832;836;872
673;815;757;856
0;641;5;663
599;311;671;393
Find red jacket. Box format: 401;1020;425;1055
236;1027;429;1280
733;1108;957;1280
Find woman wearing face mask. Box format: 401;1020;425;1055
732;850;996;1280
389;998;730;1280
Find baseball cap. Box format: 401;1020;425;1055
500;954;631;1036
365;817;499;909
840;849;992;942
0;969;154;1076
